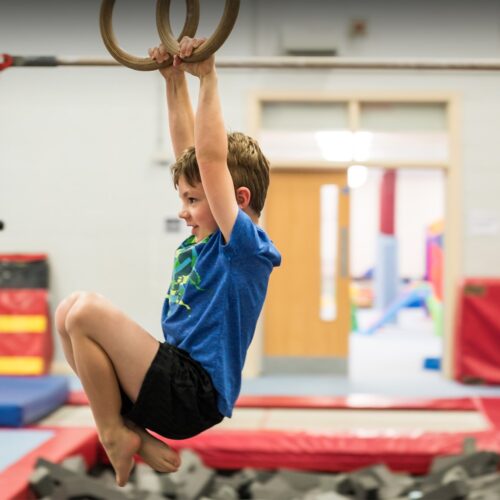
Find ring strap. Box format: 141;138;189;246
0;54;13;71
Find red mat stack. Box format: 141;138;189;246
0;254;52;375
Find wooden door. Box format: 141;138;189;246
264;169;350;365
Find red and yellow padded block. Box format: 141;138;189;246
0;289;53;375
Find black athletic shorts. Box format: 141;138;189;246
119;342;224;440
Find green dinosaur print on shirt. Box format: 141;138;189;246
167;235;209;314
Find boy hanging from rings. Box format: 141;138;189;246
55;36;281;486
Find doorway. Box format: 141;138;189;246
250;92;460;379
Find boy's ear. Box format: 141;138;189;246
235;187;251;209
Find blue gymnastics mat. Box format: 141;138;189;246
0;376;69;427
0;429;55;472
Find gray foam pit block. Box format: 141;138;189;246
212;468;258;491
134;463;163;493
276;469;323;491
462;437;477;455
210;483;239;500
369;464;414;498
278;469;349;493
141;493;167;500
94;468;136;496
175;449;203;474
304;492;351;500
171;450;215;500
441;465;470;485
177;465;216;500
61;454;87;475
95;468;116;486
338;473;378;497
468;472;500;491
29;465;53;497
49;476;130;500
430;455;462;474
158;472;177;496
338;463;414;499
353;474;379;498
35;458;128;500
250;474;298;500
431;451;500;478
420;479;470;500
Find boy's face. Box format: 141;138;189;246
177;175;218;242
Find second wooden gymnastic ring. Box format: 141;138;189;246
156;0;240;63
100;0;200;71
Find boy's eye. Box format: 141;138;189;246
188;198;197;204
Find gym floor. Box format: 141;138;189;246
244;308;500;399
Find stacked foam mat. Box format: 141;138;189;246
0;376;68;427
0;253;69;426
0;254;52;375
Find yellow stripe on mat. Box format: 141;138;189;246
0;315;47;333
0;356;44;375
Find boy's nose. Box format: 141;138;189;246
178;209;188;220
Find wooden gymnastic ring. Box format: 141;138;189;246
100;0;200;71
157;0;240;63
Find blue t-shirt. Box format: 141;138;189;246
161;210;281;417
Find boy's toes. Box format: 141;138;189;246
115;460;134;486
160;459;178;473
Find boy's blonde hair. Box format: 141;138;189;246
171;132;270;217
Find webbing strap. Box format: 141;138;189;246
0;54;13;71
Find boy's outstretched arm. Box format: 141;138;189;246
149;43;195;158
176;39;239;242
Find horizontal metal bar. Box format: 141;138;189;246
218;57;500;71
6;55;500;71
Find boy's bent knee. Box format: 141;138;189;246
55;291;86;335
64;292;103;334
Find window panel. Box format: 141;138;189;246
262;102;348;131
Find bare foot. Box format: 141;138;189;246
126;421;180;473
101;426;141;486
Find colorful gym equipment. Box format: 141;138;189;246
350;280;374;308
374;171;399;310
0;376;69;427
425;220;443;301
360;284;431;335
455;278;500;384
426;292;444;337
424;219;444;338
0;254;53;375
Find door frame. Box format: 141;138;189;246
244;90;461;379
